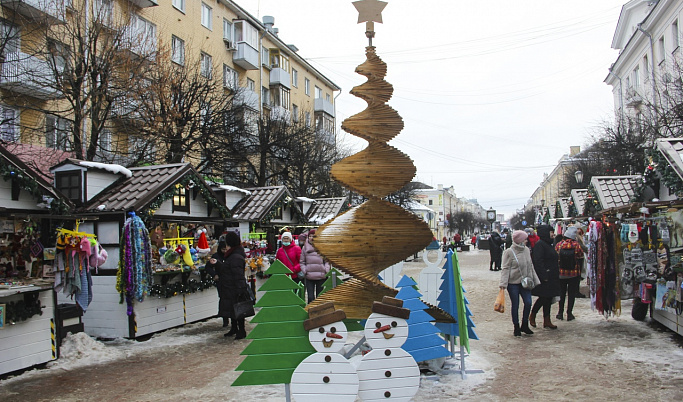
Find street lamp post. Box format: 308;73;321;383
575;170;583;184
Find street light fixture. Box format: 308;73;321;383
575;170;583;184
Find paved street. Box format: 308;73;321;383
1;249;682;401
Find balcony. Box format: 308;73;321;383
314;98;335;117
625;88;643;108
270;105;291;121
0;0;65;24
0;52;62;99
128;0;157;8
121;26;157;59
111;97;142;120
269;67;290;89
233;42;259;70
234;88;259;111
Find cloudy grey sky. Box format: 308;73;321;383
238;0;627;218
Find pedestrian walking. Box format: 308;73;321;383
471;233;478;249
489;230;503;271
206;232;250;339
275;231;302;282
503;228;512;249
299;229;330;303
529;225;560;329
555;226;584;321
500;230;540;336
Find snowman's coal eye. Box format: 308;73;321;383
375;321;382;329
319;327;325;333
391;321;397;328
330;327;337;333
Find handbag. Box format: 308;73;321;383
233;287;255;319
512;251;535;290
494;288;505;313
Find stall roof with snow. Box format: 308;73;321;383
305;197;347;225
231;185;304;225
571;189;588;216
591;175;642;210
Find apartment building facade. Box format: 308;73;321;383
0;0;339;162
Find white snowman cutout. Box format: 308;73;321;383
291;302;359;402
356;296;420;401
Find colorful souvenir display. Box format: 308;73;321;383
116;213;152;316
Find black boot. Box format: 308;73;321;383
520;322;534;335
234;319;247;340
513;324;521;337
224;319;237;337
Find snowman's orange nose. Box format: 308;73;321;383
326;332;342;339
374;325;391;333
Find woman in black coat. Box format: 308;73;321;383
530;225;561;329
205;232;249;339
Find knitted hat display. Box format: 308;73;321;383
303;302;347;331
371;296;410;319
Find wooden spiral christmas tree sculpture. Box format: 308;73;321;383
309;0;452;323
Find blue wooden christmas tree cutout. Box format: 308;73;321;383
435;249;479;353
395;275;451;362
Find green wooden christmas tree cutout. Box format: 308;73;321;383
232;259;314;387
319;266;344;295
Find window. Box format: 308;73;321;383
643;55;649;74
271;86;290;108
247;78;255;91
234;20;258;49
261;46;269;67
326;93;331;102
315;85;322;99
99;130;112;155
292;104;299;121
262;86;270;106
658;36;666;64
55;171;82;204
171;36;184;65
0;106;18;142
201;52;212;78
223;19;232;41
201;3;212;30
94;0;113;25
292;69;298;87
633;66;640;89
428;200;433;206
223;65;238;89
305;78;310;96
46;116;71;150
673;20;680;51
172;0;184;12
305;111;311;127
131;14;157;54
0;22;19;56
172;185;189;213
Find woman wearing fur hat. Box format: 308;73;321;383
276;231;302;282
299;229;330;303
205;232;249;339
500;230;541;336
529;225;560;329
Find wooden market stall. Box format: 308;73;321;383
0;144;73;375
51;161;231;339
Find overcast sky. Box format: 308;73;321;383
238;0;627;218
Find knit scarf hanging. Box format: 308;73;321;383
116;213;152;316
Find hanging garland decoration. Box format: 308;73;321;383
555;200;564;218
583;184;602;217
0;160;70;215
568;199;578;218
148;278;216;298
137;173;231;222
116;212;153;316
259;195;305;224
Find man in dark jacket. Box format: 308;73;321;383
529;225;561;329
489;231;503;271
503;228;513;249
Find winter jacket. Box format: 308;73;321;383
500;242;540;289
276;243;302;279
505;233;513;249
531;225;560;298
489;232;503;250
205;246;248;318
300;238;330;280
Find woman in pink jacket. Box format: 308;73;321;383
275;232;302;282
299;229;330;303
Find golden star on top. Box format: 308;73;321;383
353;0;388;24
